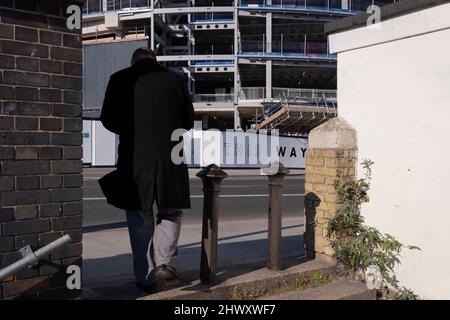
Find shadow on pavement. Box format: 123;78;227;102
83;234;304;300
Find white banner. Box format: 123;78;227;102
183;130;307;169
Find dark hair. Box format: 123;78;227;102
131;47;156;65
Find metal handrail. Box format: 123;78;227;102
193;94;234;103
249;88;337;124
242;87;336;101
0;235;72;281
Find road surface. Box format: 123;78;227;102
83;168;306;230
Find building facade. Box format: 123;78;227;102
327;0;450;299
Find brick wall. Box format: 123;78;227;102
303;118;357;258
304;149;356;257
0;0;83;299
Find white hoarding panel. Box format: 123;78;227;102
182;130;307;169
82;120;92;164
92;121;117;166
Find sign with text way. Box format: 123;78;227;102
181;130;307;169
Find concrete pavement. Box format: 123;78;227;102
82;167;307;299
82;216;305;299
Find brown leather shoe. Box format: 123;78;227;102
155;264;183;283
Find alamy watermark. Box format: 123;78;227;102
171;121;282;174
66;265;81;290
66;5;81;30
367;5;381;30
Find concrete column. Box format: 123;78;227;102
304;118;357;258
150;0;155;50
102;0;107;12
233;3;241;130
202;114;209;130
162;14;167;55
187;11;192;94
265;8;272;101
233;66;241;130
342;0;349;10
266;61;272;101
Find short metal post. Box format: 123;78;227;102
265;162;289;270
196;164;228;284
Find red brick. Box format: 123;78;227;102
2;277;50;297
15;26;38;43
1;9;48;29
0;54;14;69
14;87;39;101
0;85;14;99
3;71;50;87
39;88;62;102
62;33;81;48
39;30;61;45
1;40;49;58
15;116;39;130
15;205;39;219
50;47;81;62
16;57;40;72
63;62;82;76
40;118;62;131
0;24;14;39
40;59;62;74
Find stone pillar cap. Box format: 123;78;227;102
309;117;357;149
261;162;290;176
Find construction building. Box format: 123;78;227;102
82;0;393;134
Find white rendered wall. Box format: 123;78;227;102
329;5;450;299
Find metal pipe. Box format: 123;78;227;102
0;234;72;281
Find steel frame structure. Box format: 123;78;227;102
82;0;393;132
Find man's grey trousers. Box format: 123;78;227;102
125;208;182;285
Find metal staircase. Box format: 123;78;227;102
251;89;337;134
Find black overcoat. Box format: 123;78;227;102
99;58;194;211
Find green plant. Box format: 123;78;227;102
231;287;249;300
312;271;330;285
231;286;267;300
293;278;307;290
326;159;415;296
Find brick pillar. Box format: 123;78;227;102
0;0;83;299
304;118;357;258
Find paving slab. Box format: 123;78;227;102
257;278;376;300
139;255;336;300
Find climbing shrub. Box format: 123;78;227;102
326;159;416;299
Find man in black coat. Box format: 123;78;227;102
99;48;194;290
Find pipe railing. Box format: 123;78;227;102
242;87;336;101
0;235;72;282
193;94;234;103
82;0;396;15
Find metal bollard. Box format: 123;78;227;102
196;164;228;284
264;162;289;271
